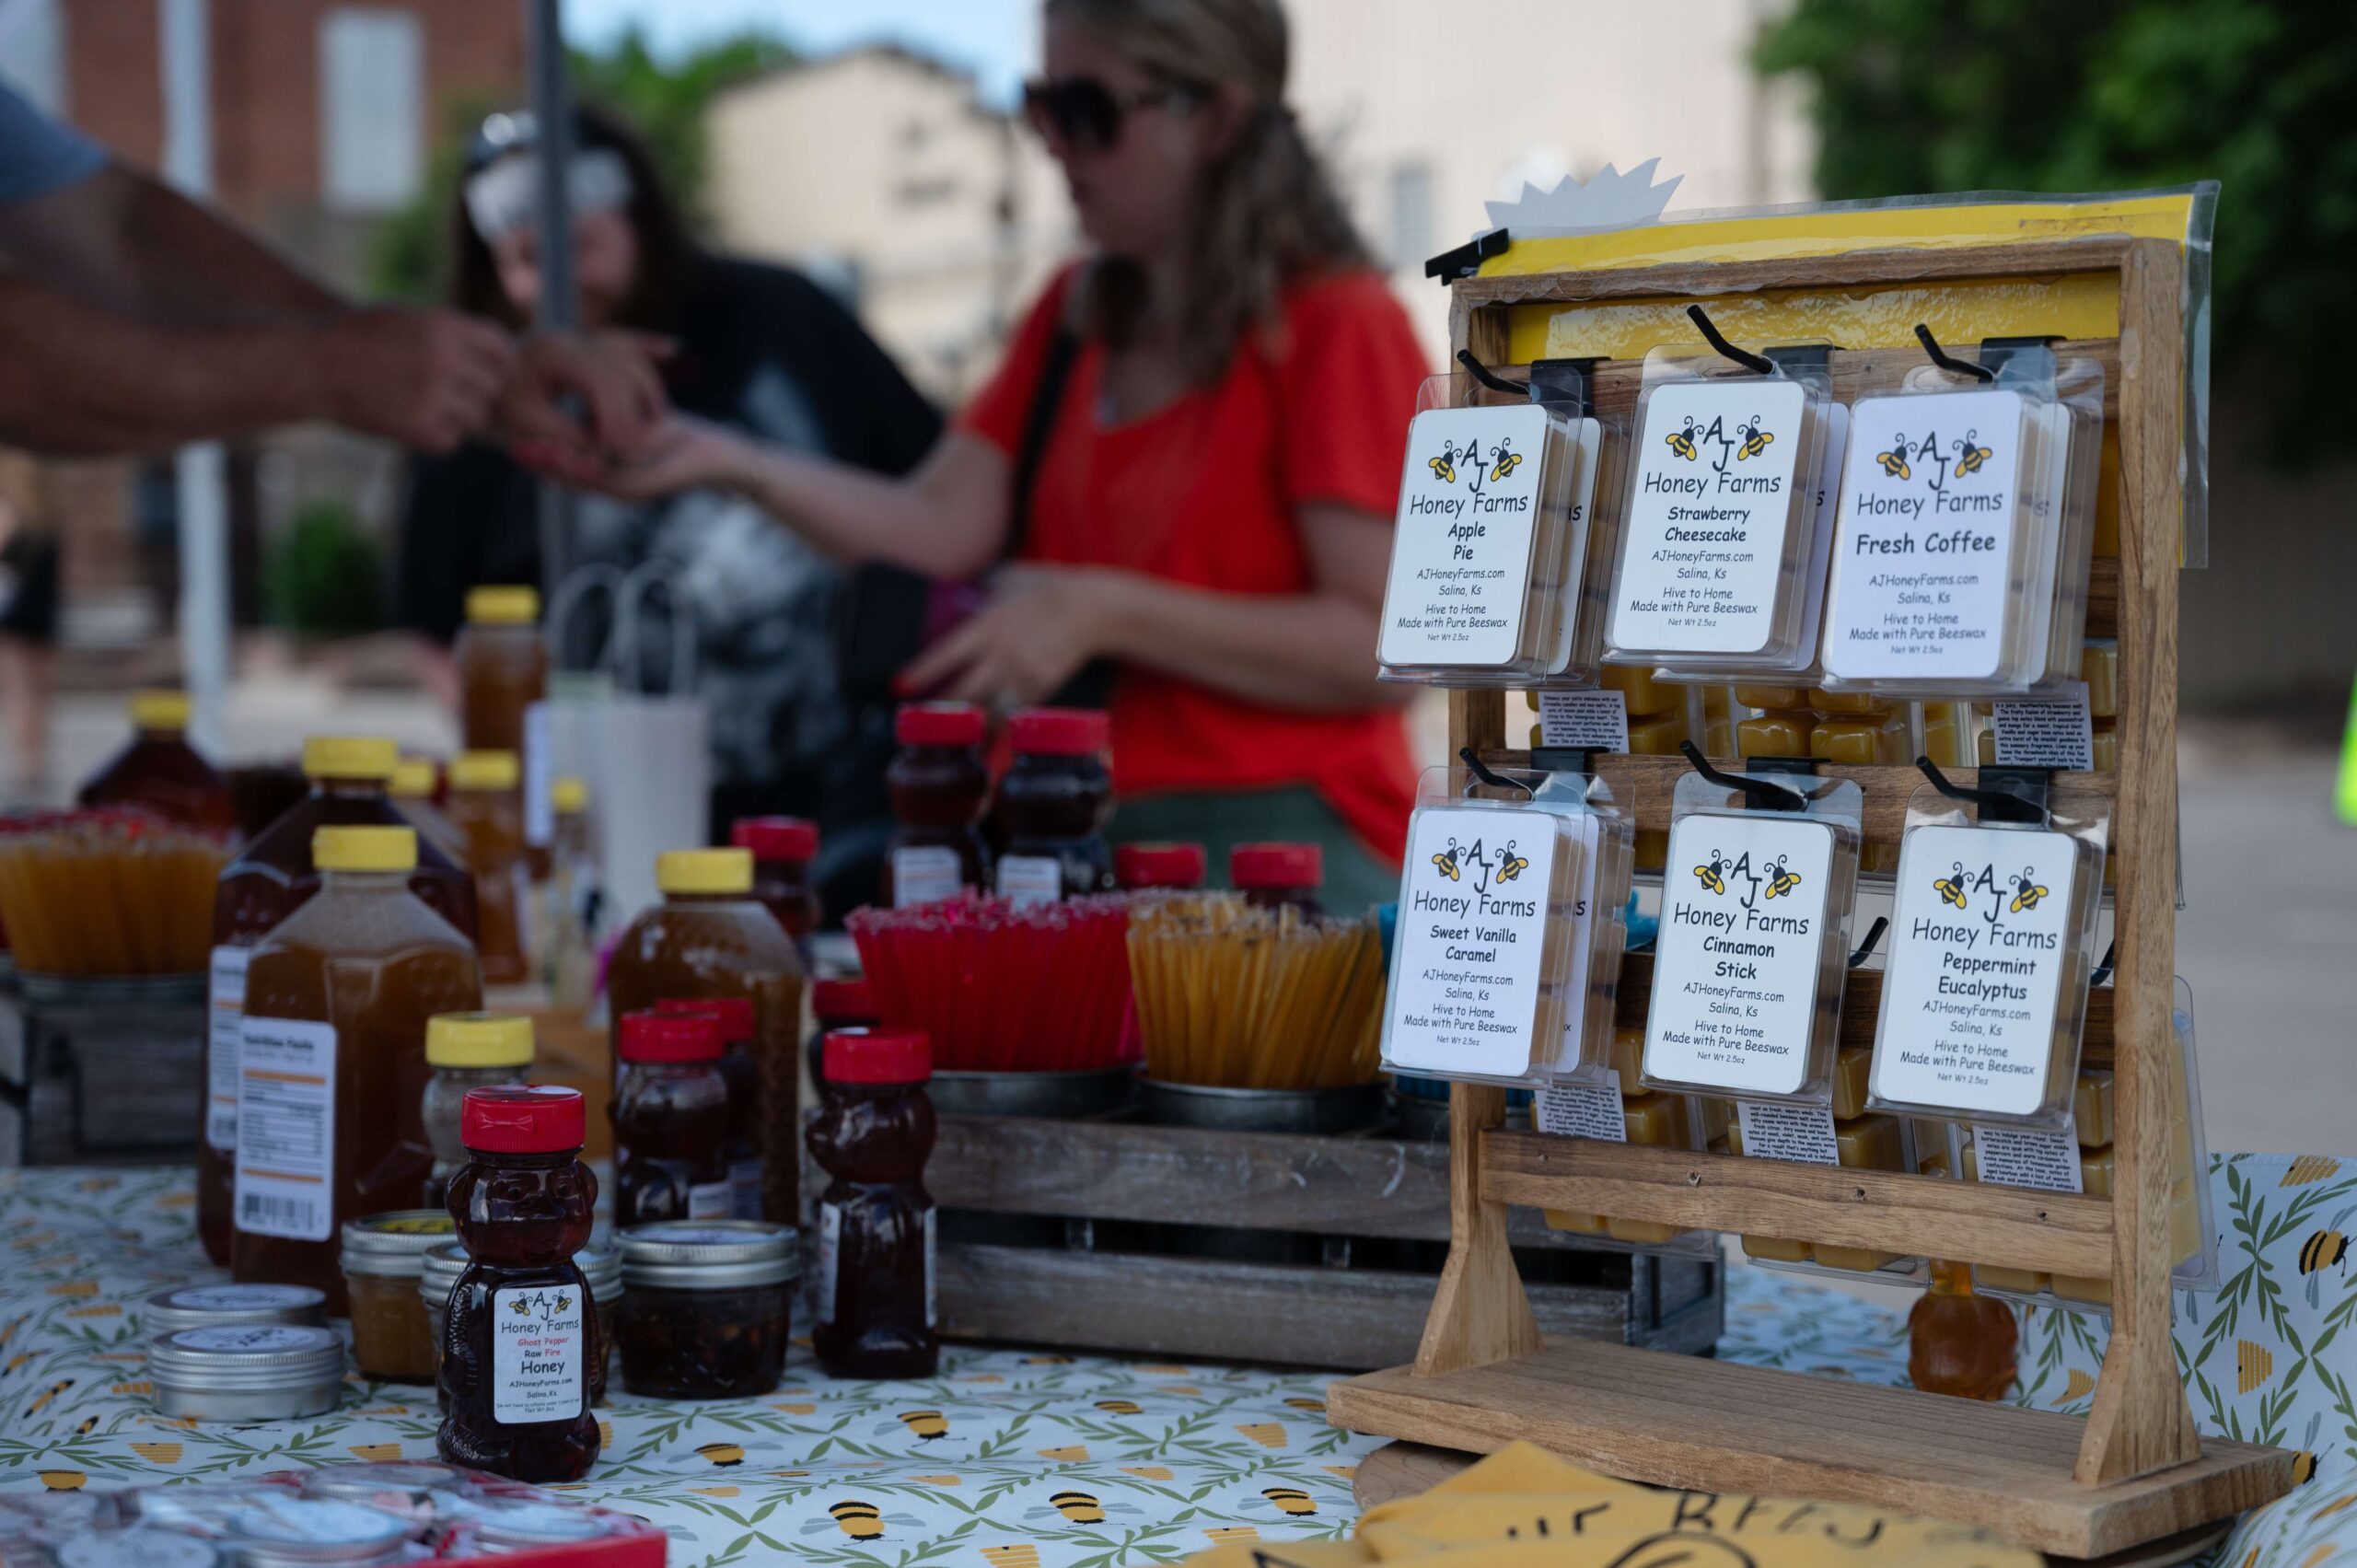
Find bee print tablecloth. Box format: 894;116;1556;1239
3;1157;2354;1567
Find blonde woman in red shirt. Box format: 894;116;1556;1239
531;0;1428;909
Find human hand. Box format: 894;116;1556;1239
894;564;1127;707
318;306;518;452
498;330;675;458
513;411;747;503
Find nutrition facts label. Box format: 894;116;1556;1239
1610;379;1808;656
233;1016;338;1242
1384;807;1560;1078
1646;812;1837;1097
205;945;249;1152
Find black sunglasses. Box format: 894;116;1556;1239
1020;75;1197;152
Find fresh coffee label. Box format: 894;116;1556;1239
490;1283;586;1423
1610;379;1808;656
1873;823;2082;1117
1385;807;1560;1077
1646;812;1837;1097
1381;404;1556;668
1822;389;2032;681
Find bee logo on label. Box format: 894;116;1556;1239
1933;863;1969;909
1489;439;1523;482
1735;417;1774;460
1691;853;1727;896
1430;841;1463;882
1954;431;1993;476
1763;854;1803;900
1492;845;1529;884
2007;867;2049;913
1426;448;1457;485
1666;417;1700;462
1875;437;1912;480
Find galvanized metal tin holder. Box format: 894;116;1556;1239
0;972;205;1167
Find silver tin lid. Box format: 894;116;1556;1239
417;1240;621;1299
300;1460;466;1501
56;1528;225;1568
143;1284;328;1340
470;1504;621;1549
338;1212;458;1277
221;1497;411;1566
148;1325;346;1392
618;1220;800;1290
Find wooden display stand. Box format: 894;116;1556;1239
1327;236;2296;1559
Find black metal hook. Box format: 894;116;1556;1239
1458;745;1534;798
1913;756;2048;824
1913;323;1996;383
1678;739;1805;812
2090;938;2116;988
1455;348;1529;398
1686;305;1774;376
1850;915;1889;969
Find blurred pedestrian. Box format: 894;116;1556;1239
0;453;57;796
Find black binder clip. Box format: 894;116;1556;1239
1424;227;1509;285
1912;756;2050;825
1678;740;1806;814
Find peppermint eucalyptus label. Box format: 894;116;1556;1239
1381;404;1555;668
1646;812;1836;1097
1873;823;2081;1117
1611;379;1808;655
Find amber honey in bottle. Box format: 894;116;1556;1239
447;749;530;985
77;689;236;832
389;756;469;866
1908;1258;2019;1400
202;737;481;1265
656;995;763;1219
606;849;807;1224
883;702;991;908
234;826;483;1309
807;1028;938;1380
437;1085;600;1483
731;817;820;947
422;1012;534;1211
994;707;1113;904
454;587;548;753
611;1010;732;1225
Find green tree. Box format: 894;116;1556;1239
366;26;792;304
1756;0;2357;451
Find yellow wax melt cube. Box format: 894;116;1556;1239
1830;1046;1872;1121
1836;1113;1904;1171
1810;714;1910;765
1622;1092;1685;1147
1921;703;1969;769
1545;1208;1607;1235
1602;663;1678;717
1607;1027;1644;1087
1737;711;1815;760
1734;684;1809;711
2090;723;2118;772
1743;1235;1813;1263
1627;712;1689;754
1974;1265;2050;1295
2074;1070;2113;1146
1976;726;1998;766
1696;1097;1732;1148
1810;689;1898;716
2082;641;2118;719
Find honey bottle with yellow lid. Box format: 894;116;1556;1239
203;736;480;1266
607;848;807;1223
77;688;236;831
421;1012;534;1210
454;586;548;754
390;755;469;866
234;826;483;1309
447;749;531;984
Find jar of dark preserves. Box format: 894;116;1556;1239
654;995;762;1220
1229;842;1324;915
993;708;1112;905
611;1010;731;1225
1115;842;1205;891
436;1086;600;1483
807;1028;938;1380
883;703;991;908
613;1221;798;1399
731;817;819;946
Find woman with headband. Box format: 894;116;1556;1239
399;105;942;912
528;0;1426;909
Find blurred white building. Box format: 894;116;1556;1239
703;0;1809;392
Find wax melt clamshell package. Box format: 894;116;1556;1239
1603;346;1840;681
0;1461;662;1566
1639;768;1860;1105
1866;780;2107;1131
1377;372;1616;687
1534;1055;1723;1261
1819;351;2104;696
1380;766;1631;1086
1935;977;2219;1313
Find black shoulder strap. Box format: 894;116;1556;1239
1003;328;1081;563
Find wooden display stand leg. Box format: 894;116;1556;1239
1412;1083;1542;1376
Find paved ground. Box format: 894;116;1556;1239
22;687;2357;1159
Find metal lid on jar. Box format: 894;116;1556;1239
339;1211;458;1277
618;1220;800;1290
56;1527;225;1568
220;1496;412;1565
144;1283;328;1339
299;1460;466;1501
148;1325;346;1393
418;1240;621;1301
469;1503;622;1549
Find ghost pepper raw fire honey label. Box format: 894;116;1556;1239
1385;807;1563;1079
1645;812;1837;1097
1380;404;1558;669
1611;379;1809;656
1873;823;2083;1119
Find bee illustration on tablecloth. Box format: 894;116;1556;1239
27;1379;72;1414
1492;842;1529;884
2008;867;2049;913
875;1409;949;1441
1431;840;1464;882
1933;862;1970;909
1489;439;1524;483
1875;436;1911;480
1763;855;1803;900
1736;417;1773;460
1953;431;1993;477
695;1442;746;1468
1666;418;1700;462
1027;1490;1144;1526
1257;1487;1318;1517
800;1500;923;1541
1691;853;1727;896
2299;1205;2356;1307
1093;1399;1143;1416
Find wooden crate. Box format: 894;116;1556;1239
927;1112;1723;1370
0;984;204;1167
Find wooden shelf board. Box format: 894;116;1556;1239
1482;1131;2113;1277
1329;1338;2293;1560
